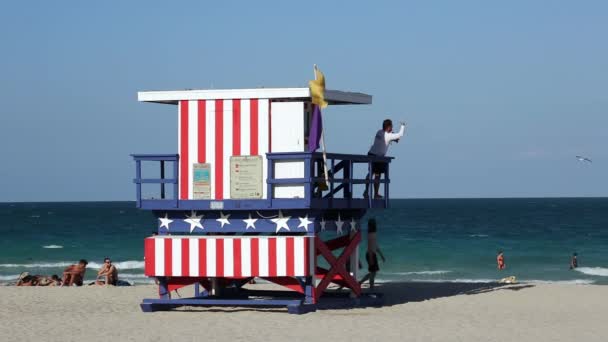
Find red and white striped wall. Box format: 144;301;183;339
178;99;270;200
144;236;314;278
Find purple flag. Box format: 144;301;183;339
308;105;322;152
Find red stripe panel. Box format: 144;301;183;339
304;237;309;276
216;238;224;277
268;237;277;277
198;238;207;276
250;99;259;155
233;238;242;277
215;99;223;199
233;99;241;156
198;100;206;162
181;238;189;277
179;100;189;199
144;238;155;276
164;238;172;276
251;238;259;275
286;237;295;276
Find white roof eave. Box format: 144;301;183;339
137;87;372;105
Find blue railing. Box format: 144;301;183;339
132;154;179;208
131;152;391;210
267;152;392;209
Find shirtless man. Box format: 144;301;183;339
61;259;88;286
96;257;118;286
497;251;505;270
359;218;386;290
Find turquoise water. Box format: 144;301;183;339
1;198;607;285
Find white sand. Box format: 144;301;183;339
1;282;607;342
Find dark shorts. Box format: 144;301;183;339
366;252;380;273
368;153;387;174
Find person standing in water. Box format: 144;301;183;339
570;253;578;269
359;218;386;290
497;251;505;270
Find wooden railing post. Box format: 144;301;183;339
135;160;142;208
173;158;179;208
160;160;165;199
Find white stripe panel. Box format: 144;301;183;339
189;238;199;277
294;237;304;276
276;237;287;276
177;102;182;198
241;238;251;277
222;100;233;199
223;238;234;276
187;101;199;199
258;237;269;277
206;238;216;277
205;100;216;199
172;238;182;277
309;237;315;275
258;99;270;199
241;99;251;156
154;238;165;276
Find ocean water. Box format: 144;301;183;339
1;198;607;285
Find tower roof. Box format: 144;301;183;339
137;87;372;105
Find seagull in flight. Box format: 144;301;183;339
576;155;592;163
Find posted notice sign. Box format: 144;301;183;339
230;156;263;199
193;163;211;199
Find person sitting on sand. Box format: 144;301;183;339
96;257;118;286
570;252;578;269
497;251;505;270
363;119;406;199
61;259;88;286
359;218;386;290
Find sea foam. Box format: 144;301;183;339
0;260;145;270
390;270;452;275
575;267;608;277
42;245;63;249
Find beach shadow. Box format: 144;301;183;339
143;282;536;314
373;281;536;307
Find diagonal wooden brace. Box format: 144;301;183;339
314;232;361;301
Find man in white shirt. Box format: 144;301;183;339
364;119;406;199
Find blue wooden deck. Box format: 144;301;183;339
132;152;392;211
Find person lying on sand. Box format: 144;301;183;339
16;273;62;286
61;259;88;286
96;257;118;286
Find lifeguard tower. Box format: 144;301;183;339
132;76;392;313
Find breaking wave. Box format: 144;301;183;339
575;267;608;277
0;260;145;270
42;245;63;249
389;270;452;276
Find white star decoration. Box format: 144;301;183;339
243;213;258;230
320;218;327;232
216;212;231;228
271;210;291;233
159;213;173;230
184;211;204;233
335;214;345;235
298;215;313;232
350;218;358;232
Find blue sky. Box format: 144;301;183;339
0;0;606;201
